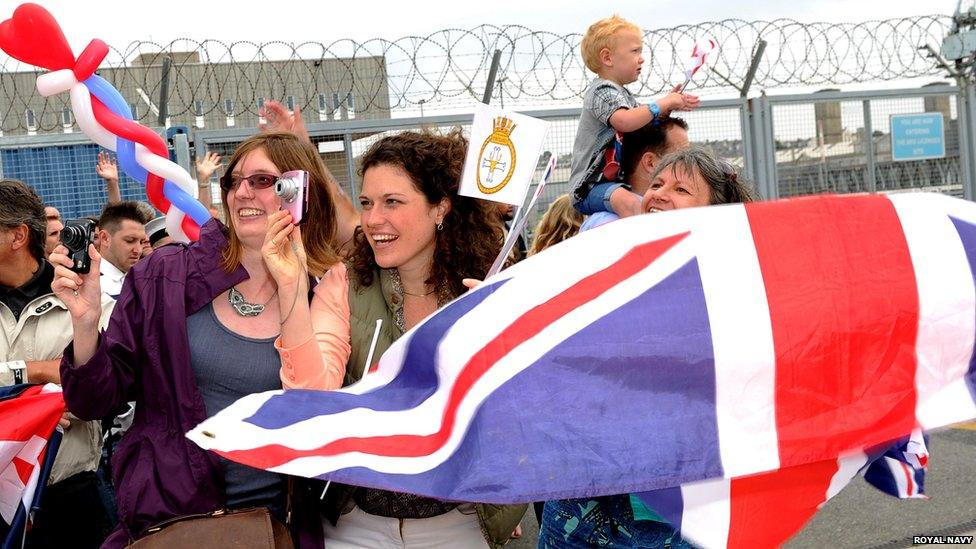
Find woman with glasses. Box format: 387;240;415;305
50;132;345;548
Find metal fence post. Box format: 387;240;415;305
764;96;779;200
193;132;208;164
751;95;778;201
747;97;768;199
172;132;192;177
862;99;877;193
961;82;976;202
739;98;756;184
343;132;358;200
172;132;203;203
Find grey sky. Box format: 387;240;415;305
0;0;961;144
0;0;958;49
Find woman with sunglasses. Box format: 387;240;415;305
50;132;344;548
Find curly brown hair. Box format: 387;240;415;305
349;129;503;298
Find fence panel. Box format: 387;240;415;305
0;134;148;219
193;100;743;235
762;86;966;201
5;84;972;235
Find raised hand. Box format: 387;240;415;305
659;84;701;115
259;100;311;143
195;151;222;183
95;151;119;181
96;152;121;204
49;243;103;326
262;210;308;291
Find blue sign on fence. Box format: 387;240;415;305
891;113;945;162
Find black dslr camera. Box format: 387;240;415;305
61;218;96;274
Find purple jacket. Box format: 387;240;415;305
61;220;292;547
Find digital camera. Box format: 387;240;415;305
275;170;309;225
61;218;97;274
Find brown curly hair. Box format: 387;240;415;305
349;129;503;298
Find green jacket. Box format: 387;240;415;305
326;266;526;548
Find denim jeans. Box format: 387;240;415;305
574;181;626;215
538;495;694;549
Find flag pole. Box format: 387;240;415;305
321;319;383;500
485;154;557;278
362;319;383;382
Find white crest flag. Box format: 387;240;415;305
459;103;549;206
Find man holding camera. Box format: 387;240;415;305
96;202;148;299
0;178;115;548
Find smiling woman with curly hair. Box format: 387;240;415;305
347;129;503;300
306;129;525;548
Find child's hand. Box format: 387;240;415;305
609;187;642;218
659;85;700;115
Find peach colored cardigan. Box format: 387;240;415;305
275;263;352;390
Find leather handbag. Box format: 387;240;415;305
127;507;293;549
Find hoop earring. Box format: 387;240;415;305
436;221;443;231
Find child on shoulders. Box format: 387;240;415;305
570;15;700;218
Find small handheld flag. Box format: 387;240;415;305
679;39;718;93
485;153;557;278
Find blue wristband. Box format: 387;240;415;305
647;101;661;119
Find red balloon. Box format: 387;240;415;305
0;4;75;71
181;217;201;242
73;39;109;81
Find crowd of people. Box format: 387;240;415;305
0;14;763;549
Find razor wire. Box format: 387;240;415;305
0;16;955;133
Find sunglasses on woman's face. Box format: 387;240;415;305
220;173;280;193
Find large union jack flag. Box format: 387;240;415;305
189;193;976;548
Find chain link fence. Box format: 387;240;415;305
760;86;967;201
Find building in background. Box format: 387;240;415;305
0;52;391;218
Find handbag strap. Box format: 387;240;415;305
143;507;260;535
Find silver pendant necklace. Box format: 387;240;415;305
228;286;277;317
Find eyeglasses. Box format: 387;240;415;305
220;173;280;193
